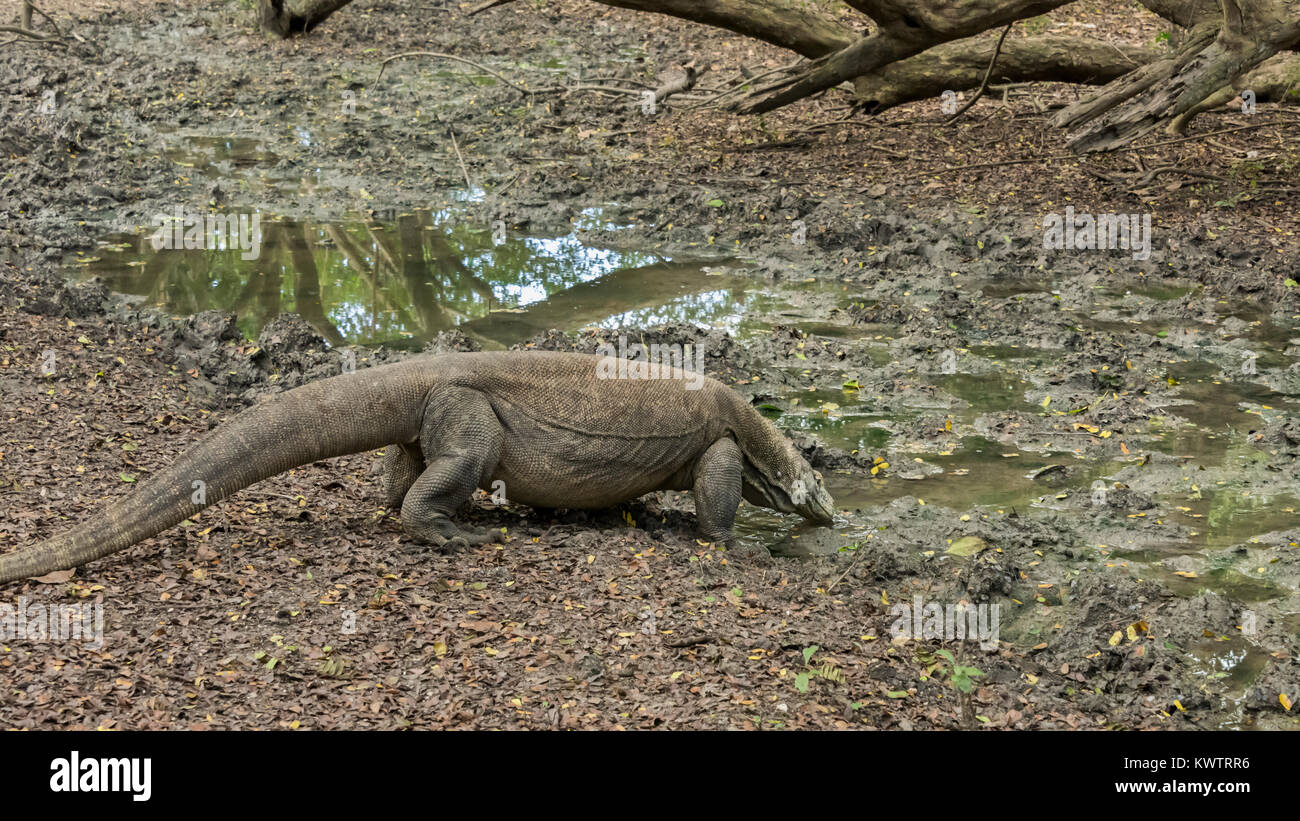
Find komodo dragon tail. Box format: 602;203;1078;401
0;363;428;584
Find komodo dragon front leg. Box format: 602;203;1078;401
382;442;424;510
693;437;743;544
694;437;774;563
396;387;504;551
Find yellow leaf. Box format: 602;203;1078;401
1281;694;1293;711
946;536;987;557
1108;631;1122;646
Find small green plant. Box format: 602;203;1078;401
936;648;985;727
794;645;845;693
936;649;984;693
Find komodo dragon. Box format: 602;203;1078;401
0;350;835;584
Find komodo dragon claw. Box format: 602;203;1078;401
403;514;499;553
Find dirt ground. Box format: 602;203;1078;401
0;0;1298;730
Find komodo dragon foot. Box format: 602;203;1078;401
402;513;498;554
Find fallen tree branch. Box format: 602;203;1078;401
730;0;1075;114
466;0;518;15
1056;0;1300;152
850;35;1156;114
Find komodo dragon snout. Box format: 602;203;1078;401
740;449;835;526
0;351;839;584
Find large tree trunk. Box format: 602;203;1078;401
596;0;854;57
850;35;1157;113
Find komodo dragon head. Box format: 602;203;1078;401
738;437;835;525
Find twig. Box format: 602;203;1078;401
1132;165;1230;186
495;170;526;196
25;2;62;37
378;51;555;94
449;129;472;192
826;546;867;593
944;23;1013;126
0;25;65;44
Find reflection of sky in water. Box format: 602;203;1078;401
466;236;644;308
72;209;733;348
447;186;487;203
329;301;374;340
597;290;746;332
574;206;634;232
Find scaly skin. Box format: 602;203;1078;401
0;351;835;584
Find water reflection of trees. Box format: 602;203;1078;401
83;211;750;348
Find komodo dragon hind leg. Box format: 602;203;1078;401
694;437;771;563
400;388;504;552
383;442;424;510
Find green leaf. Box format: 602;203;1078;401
1284;278;1298;288
886;690;909;699
794;673;811;693
706;199;725;207
119;473;136;483
802;645;819;665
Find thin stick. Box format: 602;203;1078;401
449;128;473;192
26;2;62;36
945;23;1013;126
826;546;866;593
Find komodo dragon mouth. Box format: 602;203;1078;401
740;459;836;525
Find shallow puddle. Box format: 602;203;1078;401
70;211;762;349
